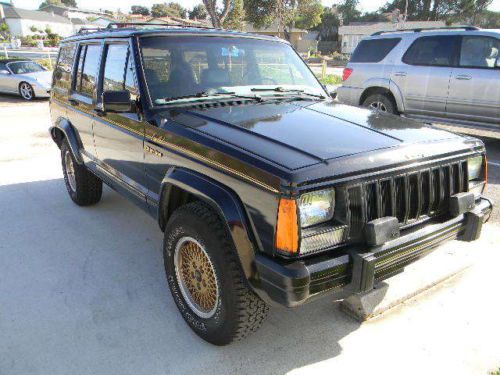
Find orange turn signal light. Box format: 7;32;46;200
275;198;299;253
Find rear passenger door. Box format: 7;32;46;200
392;35;459;116
92;40;146;196
68;42;103;159
446;35;500;125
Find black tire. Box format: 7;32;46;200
19;82;35;101
163;202;268;345
362;93;397;114
61;141;102;206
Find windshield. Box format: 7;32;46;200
8;61;45;74
139;36;326;104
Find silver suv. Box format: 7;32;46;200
337;27;500;130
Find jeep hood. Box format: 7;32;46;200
170;100;462;170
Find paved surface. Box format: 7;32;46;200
1;99;499;375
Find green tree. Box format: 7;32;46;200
131;5;150;16
295;0;324;30
39;0;77;9
203;0;233;28
223;0;245;30
336;0;361;24
380;0;493;22
189;4;208;20
244;0;323;35
151;2;187;18
0;22;11;41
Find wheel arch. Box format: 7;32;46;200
360;78;404;113
158;167;258;280
49;118;83;164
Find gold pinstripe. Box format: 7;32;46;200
53;98;280;193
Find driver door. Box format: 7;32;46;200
92;40;147;198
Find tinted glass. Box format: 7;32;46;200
350;38;401;63
403;36;458;67
75;44;101;97
140;36;325;104
103;44;128;92
0;62;7;71
54;43;76;90
460;36;499;68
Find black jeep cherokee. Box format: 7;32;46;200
49;24;492;345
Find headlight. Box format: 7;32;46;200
468;155;483;181
298;189;335;228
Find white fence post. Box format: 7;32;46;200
3;46;8;59
47;52;53;69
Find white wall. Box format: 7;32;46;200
6;18;74;37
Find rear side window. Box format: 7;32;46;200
350;38;401;63
74;44;102;97
54;43;76;90
403;36;459;67
459;36;500;69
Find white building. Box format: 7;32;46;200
339;21;446;54
39;4;110;22
0;3;96;38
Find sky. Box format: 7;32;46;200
6;0;500;13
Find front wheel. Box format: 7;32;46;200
362;93;397;114
19;82;34;101
163;202;268;345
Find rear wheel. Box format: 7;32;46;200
19;82;34;101
61;141;102;206
362;93;397;114
163;202;268;345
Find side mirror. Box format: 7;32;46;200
325;84;338;99
102;90;132;113
0;69;10;75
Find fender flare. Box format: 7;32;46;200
49;117;83;164
361;78;405;112
158;167;257;280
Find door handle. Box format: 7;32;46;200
456;75;472;80
394;71;407;77
69;99;79;106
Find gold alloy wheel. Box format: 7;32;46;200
174;237;219;318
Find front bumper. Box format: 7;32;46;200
33;84;51;98
254;197;492;307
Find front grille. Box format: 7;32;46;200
346;160;468;239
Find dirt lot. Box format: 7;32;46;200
0;97;499;375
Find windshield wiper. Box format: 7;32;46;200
160;91;263;103
250;87;325;99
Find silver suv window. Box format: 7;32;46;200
402;35;459;67
459;36;499;69
350;38;401;63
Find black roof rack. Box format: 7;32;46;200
77;26;106;34
371;25;480;36
76;22;220;35
106;22;219;31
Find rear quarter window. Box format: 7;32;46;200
54;43;76;91
350;38;401;63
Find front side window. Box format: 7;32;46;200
7;61;45;74
403;36;459;67
459;36;499;69
350;38;401;63
139;36;326;104
102;43;138;98
74;44;102;97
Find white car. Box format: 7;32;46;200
0;59;52;100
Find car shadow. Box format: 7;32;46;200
0;93;49;105
0;178;363;375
